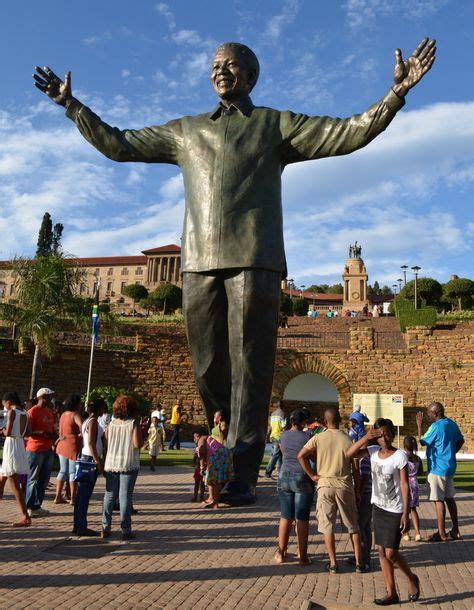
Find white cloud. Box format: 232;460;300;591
156;3;176;30
172;30;202;46
282;100;474;284
264;0;299;40
121;69;131;78
83;32;112;46
344;0;449;32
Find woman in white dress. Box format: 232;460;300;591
0;392;31;526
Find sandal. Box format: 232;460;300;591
325;562;338;574
408;574;421;602
449;529;462;540
53;497;68;505
12;517;31;527
426;532;449;542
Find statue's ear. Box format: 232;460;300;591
247;68;258;90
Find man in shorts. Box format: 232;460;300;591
416;402;464;541
298;407;364;573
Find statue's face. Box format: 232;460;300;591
211;46;256;103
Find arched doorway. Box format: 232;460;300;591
272;355;351;421
282;373;338;420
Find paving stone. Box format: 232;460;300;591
0;467;473;609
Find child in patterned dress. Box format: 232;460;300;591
403;436;423;541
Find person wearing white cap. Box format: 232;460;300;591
25;388;56;516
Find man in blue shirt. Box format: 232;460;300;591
416;402;464;541
350;405;369;441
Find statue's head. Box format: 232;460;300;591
211;42;260;103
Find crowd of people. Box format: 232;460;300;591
266;400;464;606
0;388;142;539
0;388;466;605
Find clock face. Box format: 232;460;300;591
351;291;360;299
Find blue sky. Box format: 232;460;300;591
1;0;473;289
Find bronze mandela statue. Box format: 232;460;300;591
34;38;435;505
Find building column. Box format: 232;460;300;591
174;257;180;282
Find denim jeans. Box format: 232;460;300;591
57;455;76;482
265;441;282;476
102;470;138;534
73;455;98;533
26;449;53;510
169;425;181;450
278;471;315;521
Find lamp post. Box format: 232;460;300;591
392;284;398;295
411;266;421;309
288;278;294;299
397;278;403;293
300;284;306;299
401;265;408;286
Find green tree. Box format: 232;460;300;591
0;254;85;398
143;283;182;314
381;285;393;296
307;284;329;293
291;297;309;316
122;283;149;310
280;291;293;315
327;283;343;294
367;284;375;295
36;212;64;256
373;281;381;295
442;278;474;311
399;278;443;306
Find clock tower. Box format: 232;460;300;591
342;242;368;312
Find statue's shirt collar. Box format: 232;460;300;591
209;96;254;120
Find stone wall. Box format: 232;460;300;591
0;321;472;450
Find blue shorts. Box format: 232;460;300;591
277;471;315;521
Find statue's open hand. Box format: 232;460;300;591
33;66;72;107
392;37;436;97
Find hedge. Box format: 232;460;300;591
394;298;437;332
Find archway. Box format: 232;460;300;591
272;355;351;420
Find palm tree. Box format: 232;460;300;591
0;254;86;398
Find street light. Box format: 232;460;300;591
300;284;306;298
392;284;398;295
397;278;403;293
288;278;294;299
401;265;408;286
411;266;421;309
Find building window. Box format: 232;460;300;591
121;281;127;292
80;283;87;295
107;267;113;276
95;268;100;276
9;284;15;296
121;267;129;276
135;267;143;275
107;281;113;293
0;284;5;298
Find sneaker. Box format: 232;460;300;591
30;507;50;517
121;532;136;541
325;562;338;574
402;534;411;541
356;563;369;573
27;508;33;517
101;529;111;539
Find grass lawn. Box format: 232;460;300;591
141;450;474;493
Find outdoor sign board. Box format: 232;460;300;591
352;393;404;426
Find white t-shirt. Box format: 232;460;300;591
368;445;408;513
151;409;165;428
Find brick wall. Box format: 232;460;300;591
0;321;472;450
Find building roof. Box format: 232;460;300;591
70;256;147;267
141;244;181;255
282;289;343;302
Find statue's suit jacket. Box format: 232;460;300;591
66;90;404;275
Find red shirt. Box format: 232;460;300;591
26;405;55;452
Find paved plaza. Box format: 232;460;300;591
1;465;473;609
